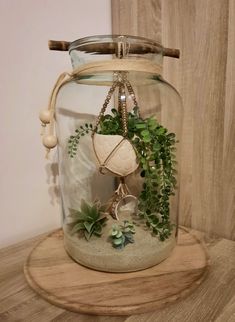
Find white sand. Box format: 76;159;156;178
64;211;176;272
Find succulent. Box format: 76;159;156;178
68;199;108;240
110;221;136;249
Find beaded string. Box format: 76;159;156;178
119;82;128;137
39;72;72;158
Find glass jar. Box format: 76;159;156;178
43;35;183;272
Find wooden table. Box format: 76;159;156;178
0;229;235;322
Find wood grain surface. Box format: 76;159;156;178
223;0;235;240
0;229;234;321
24;228;209;316
112;0;162;43
124;235;235;322
111;0;235;240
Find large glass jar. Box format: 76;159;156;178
43;35;183;272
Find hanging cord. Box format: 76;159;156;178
107;177;132;220
39;72;72;158
92;81;119;136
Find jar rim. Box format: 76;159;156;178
69;34;163;56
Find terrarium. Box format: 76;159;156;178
40;35;183;272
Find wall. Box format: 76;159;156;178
112;0;235;240
0;0;111;247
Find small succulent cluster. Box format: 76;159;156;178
110;221;136;249
68;199;107;240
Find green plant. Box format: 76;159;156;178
110;221;135;249
128;111;177;241
68;199;108;240
68;107;177;241
68;123;94;158
99;108;177;241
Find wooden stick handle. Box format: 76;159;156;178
48;40;180;58
162;47;180;58
48;40;71;51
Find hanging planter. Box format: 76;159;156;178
92;133;139;176
91;75;139;177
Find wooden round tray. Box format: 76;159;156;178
24;227;209;316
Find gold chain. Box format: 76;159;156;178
92;81;118;135
93;74;139;137
119;83;128;137
125;80;138;110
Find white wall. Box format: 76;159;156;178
0;0;111;247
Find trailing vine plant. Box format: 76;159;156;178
68;107;177;241
68;123;93;158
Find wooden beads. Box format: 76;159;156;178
42;135;57;149
39;110;51;124
39;110;57;150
